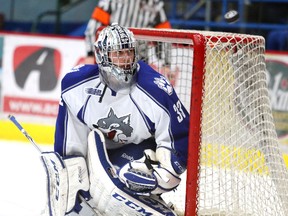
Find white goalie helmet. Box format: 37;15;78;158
94;23;138;92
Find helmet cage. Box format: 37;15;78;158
94;24;138;92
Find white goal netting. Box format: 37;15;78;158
131;28;288;216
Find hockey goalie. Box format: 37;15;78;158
41;23;189;216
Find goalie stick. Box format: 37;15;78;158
8;114;100;216
8;115;43;153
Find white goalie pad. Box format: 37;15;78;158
86;129;177;216
41;152;68;216
41;152;90;216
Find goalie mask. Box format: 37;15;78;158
94;23;138;92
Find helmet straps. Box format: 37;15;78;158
98;84;108;103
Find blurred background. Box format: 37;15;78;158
0;0;287;50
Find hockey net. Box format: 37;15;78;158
129;28;288;216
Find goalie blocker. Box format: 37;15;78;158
41;129;177;216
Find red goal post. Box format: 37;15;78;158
128;27;288;216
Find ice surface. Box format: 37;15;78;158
0;140;52;216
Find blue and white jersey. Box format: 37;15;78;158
54;61;189;166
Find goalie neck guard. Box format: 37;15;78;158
94;23;138;92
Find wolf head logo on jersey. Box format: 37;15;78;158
154;76;173;95
94;108;133;143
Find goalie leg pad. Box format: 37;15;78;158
87;129;177;215
41;152;89;216
64;156;90;213
41;152;68;216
